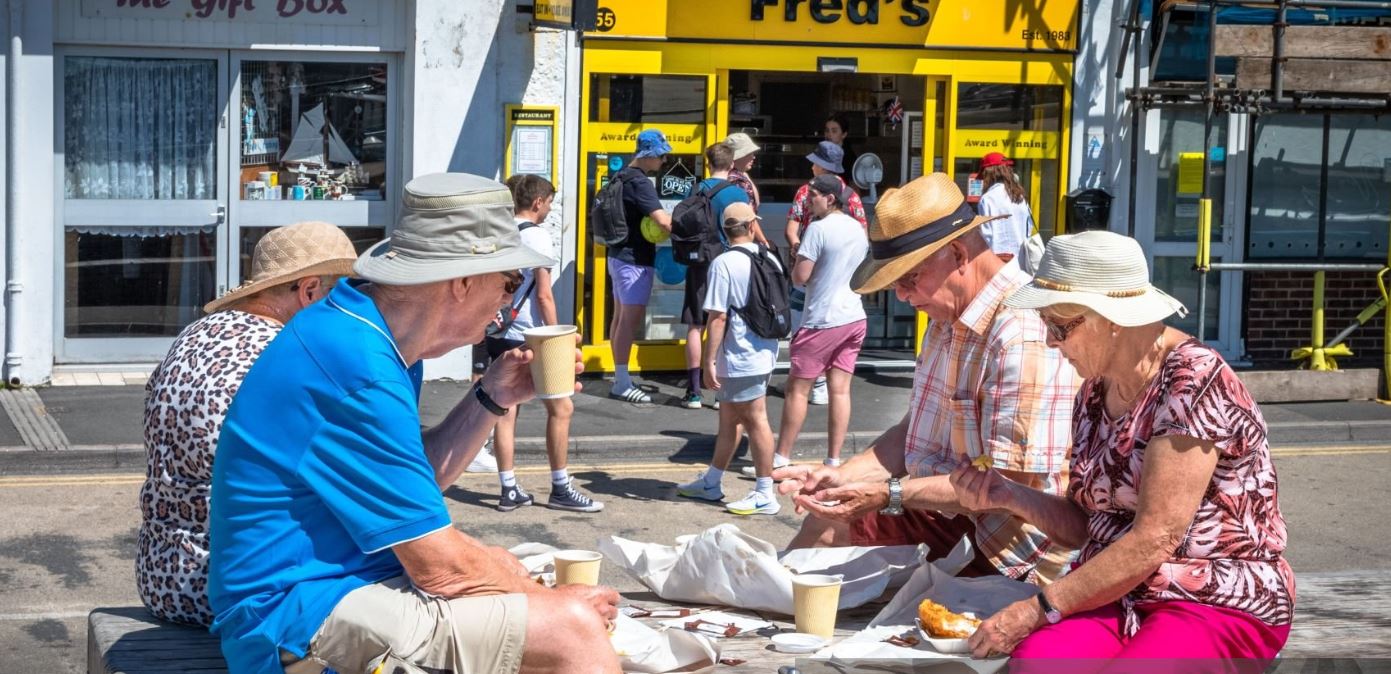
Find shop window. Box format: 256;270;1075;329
239;60;388;202
954;84;1062;132
1249;114;1391;260
1155;109;1226;243
588;75;706;124
238;227;384;284
952;84;1064;239
64;57;218;200
63;228;216;337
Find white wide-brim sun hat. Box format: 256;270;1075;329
1004;230;1189;327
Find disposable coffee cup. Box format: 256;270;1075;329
792;574;842;639
522;324;578;399
553;549;602;586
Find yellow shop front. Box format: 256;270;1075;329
576;0;1079;372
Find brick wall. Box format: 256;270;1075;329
1243;271;1387;367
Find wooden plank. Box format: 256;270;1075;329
1218;25;1391;60
1236;57;1391;94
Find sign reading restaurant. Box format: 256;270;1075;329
82;0;370;24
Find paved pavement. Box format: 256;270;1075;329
3;371;1391;475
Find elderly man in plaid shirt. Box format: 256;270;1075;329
776;174;1079;585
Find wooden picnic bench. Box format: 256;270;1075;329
89;571;1391;673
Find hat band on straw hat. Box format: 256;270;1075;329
1031;276;1149;298
870;201;975;259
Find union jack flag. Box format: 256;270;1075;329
883;96;904;126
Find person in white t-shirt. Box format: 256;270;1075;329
775;173;868;469
975;152;1035;262
676;202;784;516
486;174;602;514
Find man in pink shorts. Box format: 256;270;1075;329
773;174;869;468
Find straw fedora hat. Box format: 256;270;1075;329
851;173;1003;294
204;221;358;314
354;173;553;285
1004;230;1188;326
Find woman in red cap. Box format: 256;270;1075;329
976;152;1035;262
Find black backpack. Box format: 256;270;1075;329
670;180;737;265
728;244;792;340
589;168;639;247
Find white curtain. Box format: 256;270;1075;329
64;57;217;200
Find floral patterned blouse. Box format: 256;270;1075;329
1069;338;1295;627
136;310;281;625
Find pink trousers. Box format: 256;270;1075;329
1010;601;1289;674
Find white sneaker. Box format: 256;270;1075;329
809;377;829;406
466;443;498;473
740;453;791;477
675;473;724;502
725;489;781;516
823;457;841;467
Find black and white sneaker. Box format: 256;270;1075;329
497;485;534;512
548;482;605;513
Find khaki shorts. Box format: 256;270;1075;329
282;576;528;674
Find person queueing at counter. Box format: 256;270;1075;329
487;174;603;514
680;142;752;410
975;152;1035;262
784;140;867;407
607;130;674;404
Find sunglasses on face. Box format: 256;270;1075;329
1043;314;1086;342
501;270;523;295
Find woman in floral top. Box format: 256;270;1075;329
136;221;356;625
950;231;1293;665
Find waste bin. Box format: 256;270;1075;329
1065;188;1112;232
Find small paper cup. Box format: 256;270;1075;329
791;573;842;639
553;549;603;586
522;325;578;399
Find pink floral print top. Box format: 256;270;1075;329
1069;338;1295;627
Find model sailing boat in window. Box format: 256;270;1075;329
280;102;358;170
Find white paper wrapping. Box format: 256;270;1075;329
599;523;924;615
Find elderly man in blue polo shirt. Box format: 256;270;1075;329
208;173;621;674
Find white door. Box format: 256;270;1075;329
56;47;230;363
1136;108;1244;356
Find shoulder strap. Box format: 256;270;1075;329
517;220;538;231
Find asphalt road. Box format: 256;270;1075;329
2;449;1389;673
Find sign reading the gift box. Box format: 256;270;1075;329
81;0;374;25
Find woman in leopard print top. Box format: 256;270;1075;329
136;221;356;625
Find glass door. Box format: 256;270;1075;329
57;48;230;362
579;71;715;371
1136;109;1242;351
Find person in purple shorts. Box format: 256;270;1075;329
606;129;673;403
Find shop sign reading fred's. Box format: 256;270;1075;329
586;0;1076;51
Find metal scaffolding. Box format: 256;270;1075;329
1121;0;1391;394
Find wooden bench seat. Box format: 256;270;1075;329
88;571;1391;673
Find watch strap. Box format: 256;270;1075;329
473;383;509;417
1036;591;1062;623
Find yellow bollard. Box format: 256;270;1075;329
1311;271;1327;370
1195;199;1212;271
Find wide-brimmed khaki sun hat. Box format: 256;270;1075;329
1004;230;1189;326
354;173;554;285
851;173;1004;294
724;132;761;160
204;221;357;314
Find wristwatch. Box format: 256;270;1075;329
1036;591;1062;624
472;382;510;417
878;477;904;516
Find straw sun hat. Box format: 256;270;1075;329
851;173;1004;294
1004;230;1189;326
204;221;358;314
